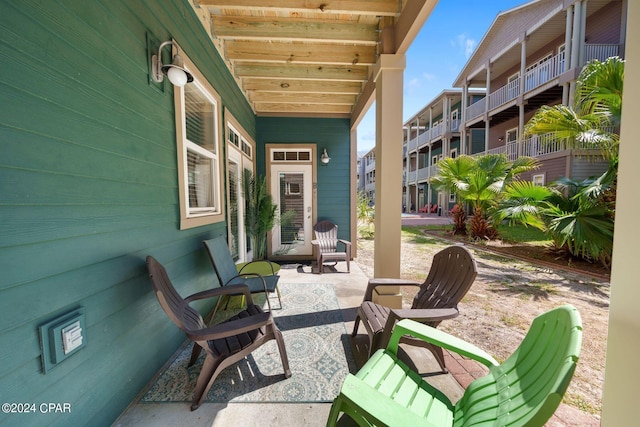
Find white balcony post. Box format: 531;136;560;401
569;1;583;106
579;0;588;67
563;4;574;104
461;84;468;154
485;65;491;152
373;53;405;283
519;35;527;157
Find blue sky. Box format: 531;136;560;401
357;0;527;153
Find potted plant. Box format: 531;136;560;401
242;170;276;260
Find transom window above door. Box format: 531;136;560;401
271;149;312;162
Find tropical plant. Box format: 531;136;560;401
356;191;374;239
430;154;538;239
510;57;624;268
525;57;623;170
242;169;277;260
496;177;615;268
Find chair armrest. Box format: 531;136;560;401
337;375;441;427
186;311;273;341
337;239;351;248
184;284;252;304
391;307;459;323
363;278;422;302
388;319;499;368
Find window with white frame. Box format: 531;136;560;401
174;56;223;229
506;128;518;144
532;174;545;186
450;148;458;159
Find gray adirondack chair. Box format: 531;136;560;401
146;256;291;411
352;245;477;372
311;220;351;274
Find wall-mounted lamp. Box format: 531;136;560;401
320;148;331;165
151;41;194;87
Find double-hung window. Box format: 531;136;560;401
174;53;223;229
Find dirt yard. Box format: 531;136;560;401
355;230;609;418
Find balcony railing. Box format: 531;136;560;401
431;122;444;140
489;78;520;110
524;51;564;92
450;118;460;132
466;98;486;122
584;44;620;62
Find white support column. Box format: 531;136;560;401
519;35;527;156
601;0;640;422
485;65;491;152
569;0;583;106
372;54;405;307
461;84;468;154
579;0;588;67
563;5;574;105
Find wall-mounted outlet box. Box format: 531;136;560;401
39;308;86;373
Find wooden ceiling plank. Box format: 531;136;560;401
198;0;401;16
242;78;362;93
249;92;356;104
254;102;353;114
225;40;376;65
212;16;378;44
234;63;368;81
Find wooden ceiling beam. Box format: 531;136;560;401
198;0;400;16
234;63;368;81
224;40;376;65
212;16;379;44
242;78;362;93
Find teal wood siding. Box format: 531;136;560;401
256;117;352;242
0;1;253;425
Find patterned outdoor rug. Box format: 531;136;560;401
141;282;356;403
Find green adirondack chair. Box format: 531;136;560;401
327;305;582;427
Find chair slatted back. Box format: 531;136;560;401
453;305;583;426
412;246;477;312
146;256;206;334
203;236;241;286
314;220;339;253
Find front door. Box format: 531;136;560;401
268;147;314;257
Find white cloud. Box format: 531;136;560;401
453;33;477;58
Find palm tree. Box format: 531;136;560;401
525;57;624;168
496;177;614;268
430;154;538;239
507;57;623;268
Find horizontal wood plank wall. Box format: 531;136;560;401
256;117;352;244
0;0;254;424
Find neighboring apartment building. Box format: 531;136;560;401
361;148;376;202
400;0;626;214
402;89;484;213
454;0;626;184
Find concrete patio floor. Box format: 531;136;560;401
113;261;465;427
114;257;599;426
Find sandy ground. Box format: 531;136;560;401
355;230;609;418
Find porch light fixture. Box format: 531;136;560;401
320;148;331;164
151;41;193;87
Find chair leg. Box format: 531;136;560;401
275;285;283;310
326;396;344;427
191;354;222;411
273;326;292;377
428;343;448;374
188;343;203;367
351;314;361;337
